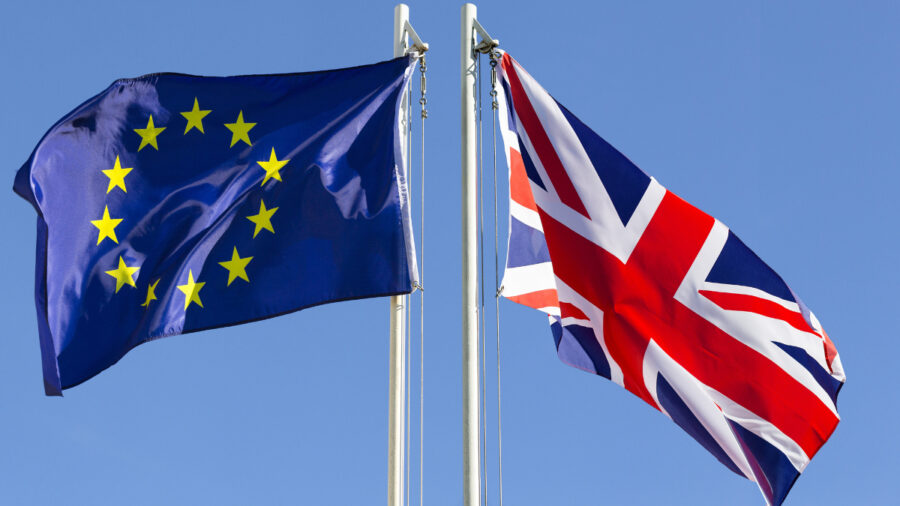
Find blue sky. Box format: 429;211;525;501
2;1;897;504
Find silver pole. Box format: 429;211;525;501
390;5;409;506
461;4;481;506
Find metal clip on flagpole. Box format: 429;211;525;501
461;4;498;506
391;6;428;506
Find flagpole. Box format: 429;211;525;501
390;6;409;506
461;4;481;506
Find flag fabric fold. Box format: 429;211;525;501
496;51;843;505
15;56;419;395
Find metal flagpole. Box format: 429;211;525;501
462;6;498;505
390;6;409;506
461;4;481;506
391;5;428;506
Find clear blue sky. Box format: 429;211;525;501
2;1;897;504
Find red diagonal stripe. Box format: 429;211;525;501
699;290;819;336
560;302;589;321
509;148;538;212
506;289;559;310
501;54;591;218
821;329;839;373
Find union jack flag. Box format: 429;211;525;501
496;52;844;505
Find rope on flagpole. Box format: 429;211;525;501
469;14;499;506
489;49;504;506
417;54;427;506
405;74;413;506
476;50;489;506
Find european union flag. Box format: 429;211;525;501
14;56;419;395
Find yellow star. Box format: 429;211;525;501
224;110;256;147
134;115;166;151
91;205;123;245
218;247;253;286
257;148;290;186
102;156;133;194
141;279;160;307
177;270;205;310
181;97;211;134
246;199;278;238
105;256;140;293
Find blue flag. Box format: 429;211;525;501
14;56;419;395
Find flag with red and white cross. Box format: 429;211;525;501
496;51;844;506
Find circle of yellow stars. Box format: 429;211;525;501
95;97;290;313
